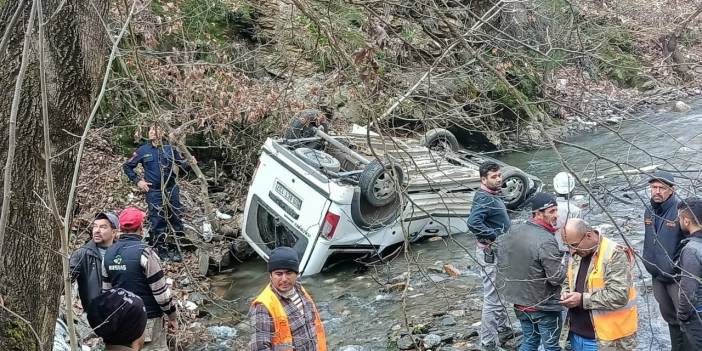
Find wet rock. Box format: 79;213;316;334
673;101;690;112
390;271;409;284
383;282;408;292
639;80;657;91
428;274;448;283
397;334;417;350
440;315;457;326
423;334;442;349
443;264;461;277
207;325;238;340
338;346;370;351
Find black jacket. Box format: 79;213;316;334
496;221;568;311
643;195;685;282
676;231;702;321
69;240;104;309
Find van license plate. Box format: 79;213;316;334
274;182;302;210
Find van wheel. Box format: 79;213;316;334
502;171;529;210
284;109;329;139
359;159;404;207
294;148;341;173
420;128;459;152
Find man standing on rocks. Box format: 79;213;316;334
561;218;638;351
70;212;119;310
249;247;327;351
642;170;690;351
675;197;702;349
467;162;514;351
123;124;191;262
103;207;178;351
496;192;567;351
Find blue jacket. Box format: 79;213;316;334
643;195;685;282
123;143;190;187
467;189;511;241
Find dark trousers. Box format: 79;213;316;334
681;313;702;350
652;279;693;351
146;185;184;250
515;309;562;351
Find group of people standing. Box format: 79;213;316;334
469;162;702;351
68;125;701;351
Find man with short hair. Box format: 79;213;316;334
123;125;191;261
676;197;702;348
103;207;178;351
70;212;119;309
87;288;147;351
642;170;690;351
249;247;327;351
496;192;567;351
561;218;638;351
467;162;513;351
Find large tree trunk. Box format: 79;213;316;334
0;0;109;349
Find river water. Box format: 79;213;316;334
211;100;702;350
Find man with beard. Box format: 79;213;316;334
642;170;690;350
675;197;702;348
123;125;191;261
496;192;567;351
468;162;514;351
561;219;638;351
70;212;119;309
249;247;327;351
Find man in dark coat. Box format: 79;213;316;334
123;125;191;261
642;170;690;351
496;192;567;351
676;197;702;349
70;212;119;309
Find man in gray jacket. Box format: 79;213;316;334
496;192;567;351
676;197;702;349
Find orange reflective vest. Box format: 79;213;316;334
567;236;638;341
252;284;327;351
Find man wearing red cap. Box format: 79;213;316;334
102;207;178;351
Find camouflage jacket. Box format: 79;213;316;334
565;237;637;351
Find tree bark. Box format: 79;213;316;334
0;0;109;349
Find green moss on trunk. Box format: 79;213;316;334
0;318;40;351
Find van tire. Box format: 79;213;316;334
501;171;529;210
284;109;329;139
359;159;404;207
420;128;459;152
294;148;341;173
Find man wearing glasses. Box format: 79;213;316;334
560;218;637;351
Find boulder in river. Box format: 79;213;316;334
673;101;690;112
397;334;417;350
423;334;442;348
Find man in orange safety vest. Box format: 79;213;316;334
249;247;327;351
560;218;637;351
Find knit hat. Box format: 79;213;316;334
648;170;675;187
119;207;145;232
95;212;120;229
87;288;147;345
267;247;300;273
529;192;558;212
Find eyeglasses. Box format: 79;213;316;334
564;234;587;249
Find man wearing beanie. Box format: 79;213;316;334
87;288;147;350
70;212;119;310
496;192;568;351
249;246;327;351
102;207;178;351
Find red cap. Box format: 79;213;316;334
119;207;145;231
